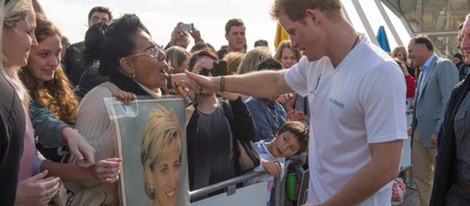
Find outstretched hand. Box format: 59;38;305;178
62;127;96;167
184;70;217;95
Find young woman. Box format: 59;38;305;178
186;50;256;198
12;15;121;206
19;16;95;163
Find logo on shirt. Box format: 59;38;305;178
329;97;344;109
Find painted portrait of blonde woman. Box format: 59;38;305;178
141;105;183;206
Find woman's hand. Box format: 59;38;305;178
15;170;60;206
91;158;122;184
62;127;96;167
112;91;136;105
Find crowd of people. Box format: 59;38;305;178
1;0;469;205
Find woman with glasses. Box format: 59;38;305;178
70;14;169;206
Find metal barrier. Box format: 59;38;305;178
189;159;299;205
189;171;267;201
272;159;295;206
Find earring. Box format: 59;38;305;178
150;184;155;196
132;73;136;79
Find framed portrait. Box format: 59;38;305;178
105;96;189;206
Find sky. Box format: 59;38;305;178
39;0;411;53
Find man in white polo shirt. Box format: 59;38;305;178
186;0;407;205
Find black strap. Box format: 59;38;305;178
220;99;237;137
109;72;148;96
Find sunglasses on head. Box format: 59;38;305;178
199;67;213;76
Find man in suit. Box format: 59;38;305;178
408;35;459;206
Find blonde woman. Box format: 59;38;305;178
0;0;36;204
141;105;183;206
236;47;272;101
164;46;190;74
236;46;271;75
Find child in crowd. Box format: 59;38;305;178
248;121;308;205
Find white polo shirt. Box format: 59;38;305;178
284;37;407;205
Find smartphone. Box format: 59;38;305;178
212;60;227;77
180;23;192;32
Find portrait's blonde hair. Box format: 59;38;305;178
141;105;182;199
236;47;272;75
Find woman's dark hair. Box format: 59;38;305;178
83;22;108;67
84;14;150;76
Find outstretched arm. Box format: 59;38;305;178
62;127;96;167
29;100;96;167
185;69;293;99
41;158;121;183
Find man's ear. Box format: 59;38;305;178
305;9;321;25
119;57;135;75
225;33;229;41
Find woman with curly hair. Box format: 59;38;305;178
19;15;95;163
3;5;120;205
